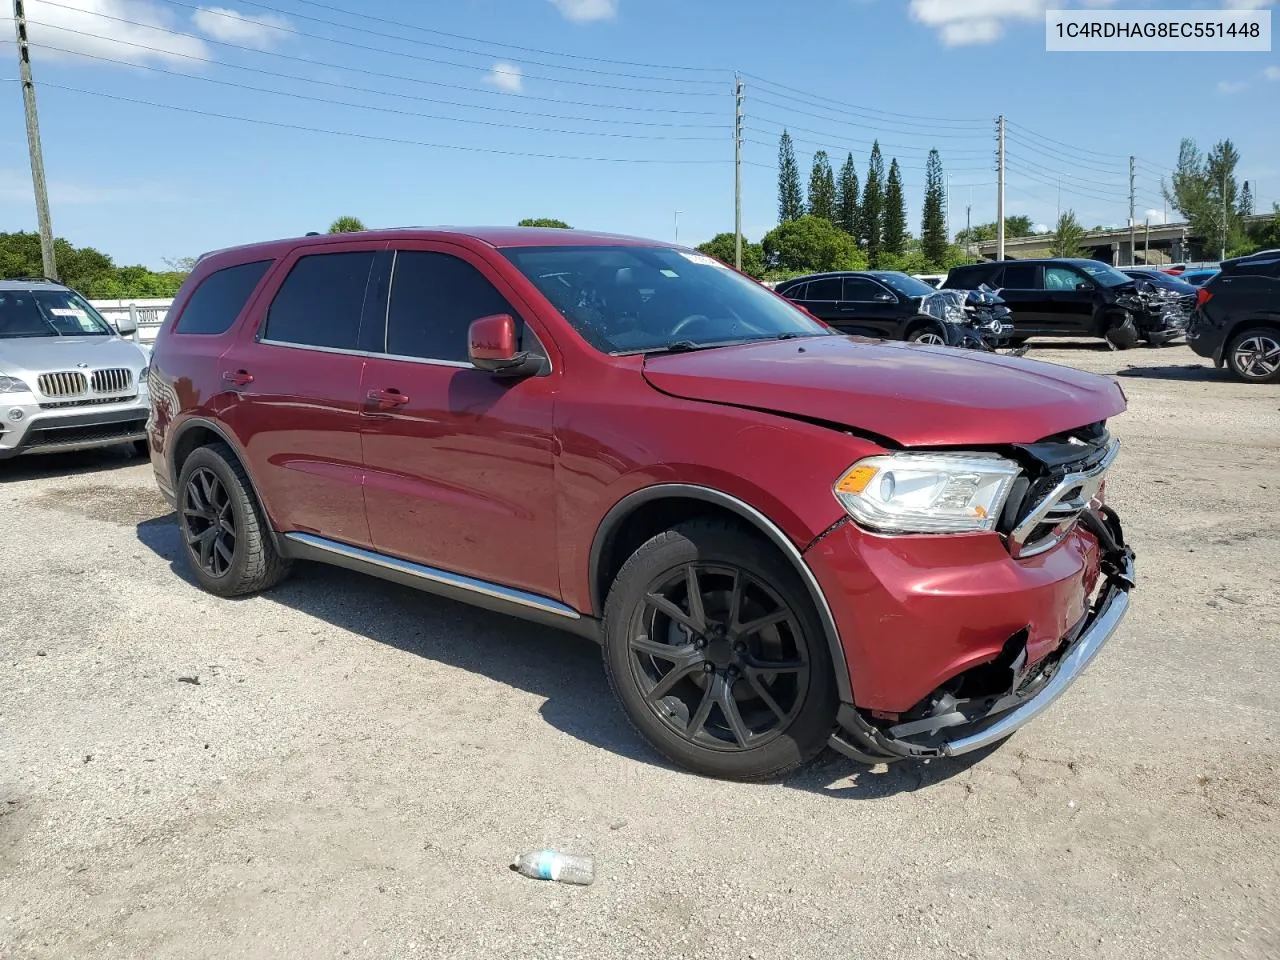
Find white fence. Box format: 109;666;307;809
89;298;172;343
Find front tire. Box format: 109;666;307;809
176;442;293;597
907;323;948;346
602;519;838;781
1226;327;1280;384
1104;315;1139;350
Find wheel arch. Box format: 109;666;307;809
588;484;853;704
168;418;281;545
903;315;947;342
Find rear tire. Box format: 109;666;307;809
602;519;838;781
1226;327;1280;384
176;442;292;597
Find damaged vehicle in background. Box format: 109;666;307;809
942;258;1188;349
775;270;1013;350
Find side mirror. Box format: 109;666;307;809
875;293;896;303
1075;281;1095;292
114;313;137;335
468;313;539;377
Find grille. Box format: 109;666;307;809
38;371;88;397
1008;440;1119;558
23;419;147;450
39;395;136;410
91;368;133;393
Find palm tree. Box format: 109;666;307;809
328;216;366;234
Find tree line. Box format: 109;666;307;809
0;232;191;299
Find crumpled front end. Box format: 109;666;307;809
807;423;1136;762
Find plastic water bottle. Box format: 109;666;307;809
510;850;595;886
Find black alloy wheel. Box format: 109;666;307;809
628;561;810;751
183;466;237;578
603;519;837;780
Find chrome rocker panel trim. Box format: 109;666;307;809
282;533;599;641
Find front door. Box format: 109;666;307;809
218;241;386;548
1042;264;1098;335
797;276;844;325
358;243;562;600
837;276;901;338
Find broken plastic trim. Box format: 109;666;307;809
828;505;1135;764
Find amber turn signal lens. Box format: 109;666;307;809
835;465;878;495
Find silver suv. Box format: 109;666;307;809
0;278;152;460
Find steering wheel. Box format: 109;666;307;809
668;314;718;339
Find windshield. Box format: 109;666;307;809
876;272;936;298
0;288;115;339
1075;261;1133;288
501;245;829;354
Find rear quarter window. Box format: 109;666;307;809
174;260;273;335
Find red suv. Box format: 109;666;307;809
148;228;1136;781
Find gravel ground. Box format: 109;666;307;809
1;341;1277;960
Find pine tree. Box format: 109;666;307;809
1239;180;1255;218
836;152;860;239
777;131;804;223
807;151;836;222
921;148;948;265
882;159;906;256
861;142;885;266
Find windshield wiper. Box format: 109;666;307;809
643;339;705;356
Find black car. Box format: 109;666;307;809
775;271;1011;347
943;258;1188;348
1186;249;1280;384
1121;269;1198;297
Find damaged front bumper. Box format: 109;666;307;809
827;506;1135;763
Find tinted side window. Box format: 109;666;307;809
945;266;985;288
780;281;808;300
1044;266;1082;290
1001;264;1039;288
807;278;842;300
386;251;520;363
264;251;375;350
174;260;272;335
842;278;884;301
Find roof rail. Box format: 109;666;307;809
5;275;61;284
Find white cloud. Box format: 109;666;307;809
192;6;291;50
483;62;523;94
549;0;618;23
1223;0;1273;9
1033;222;1050;233
1217;79;1249;93
1265;66;1280;80
2;0;209;65
909;0;1049;46
1144;208;1166;225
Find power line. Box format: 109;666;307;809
1004;152;1130;197
1006;119;1163;170
751;92;990;139
739;71;988;126
287;0;723;73
1004;132;1127;176
1006;161;1130;206
36;0;723;97
149;0;727;86
744;122;991;158
22;9;723;116
25;39;727;141
23;79;735;164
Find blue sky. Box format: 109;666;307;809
1;0;1276;268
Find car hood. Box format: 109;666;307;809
641;336;1127;447
0;335;148;374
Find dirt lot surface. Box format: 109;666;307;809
2;341;1277;960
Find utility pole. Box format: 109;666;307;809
995;116;1006;261
1144;218;1150;265
1221;164;1228;261
14;0;57;280
733;74;743;271
946;175;952;241
1128;155;1136;268
1161;176;1166;225
673;209;682;244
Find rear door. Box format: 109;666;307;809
836;276;901;337
358;242;562;600
797;276;843;324
993;262;1047;334
217;241;386;548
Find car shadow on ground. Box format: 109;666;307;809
135;513;991;799
0;445;147;484
1115;362;1230;382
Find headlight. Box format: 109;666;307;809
834;452;1021;534
0;375;31;394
